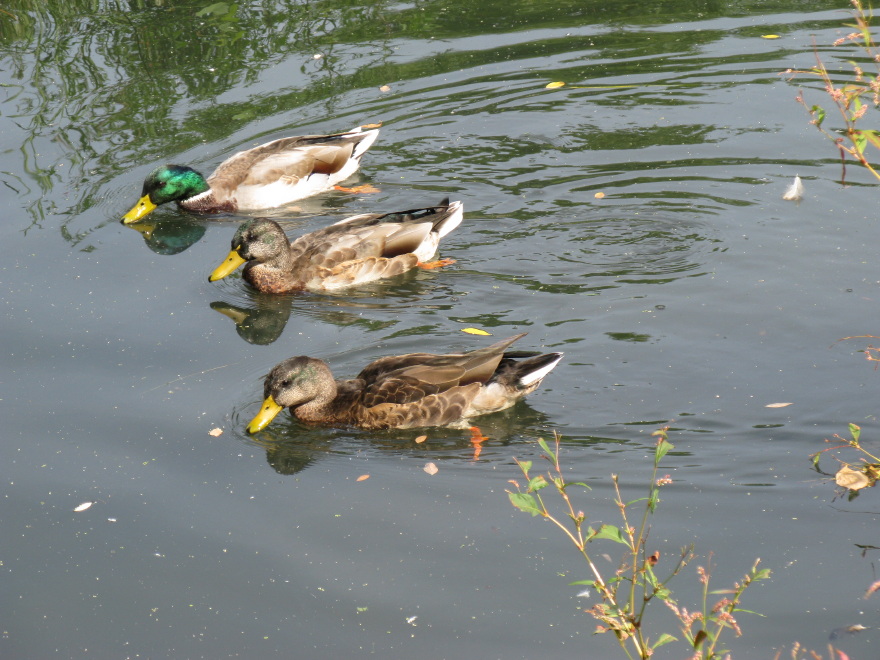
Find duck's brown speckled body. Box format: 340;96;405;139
246;333;564;433
209;199;463;293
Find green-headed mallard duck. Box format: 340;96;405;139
246;333;563;433
208;199;463;293
122;125;380;223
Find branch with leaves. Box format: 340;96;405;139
787;0;880;183
507;430;769;659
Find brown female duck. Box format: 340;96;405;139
246;333;563;433
208;199;463;293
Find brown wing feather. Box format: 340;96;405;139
357;384;482;429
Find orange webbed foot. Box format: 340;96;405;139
418;258;456;270
333;184;381;194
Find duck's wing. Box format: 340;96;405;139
358;333;527;398
288;200;463;289
207;128;380;207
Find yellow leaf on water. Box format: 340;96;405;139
594;192;605;199
424;462;439;476
208;427;223;437
765;402;793;408
74;502;93;512
836;466;871;490
356;474;370;482
462;327;491;336
379;85;391;93
414;435;427;444
545;81;566;89
761;34;780;39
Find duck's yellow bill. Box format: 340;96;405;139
122;195;157;224
247;395;284;434
209;250;247;282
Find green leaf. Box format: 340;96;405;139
537;437;556;462
854;130;868;154
594;524;627;544
569;579;598;587
508;492;542;516
655;438;673;464
850;423;862;442
731;607;765;617
811;105;826;127
653;633;678;649
518;460;532;475
528;475;549;491
654;585;671;600
863;130;880;150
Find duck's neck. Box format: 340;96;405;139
178;188;236;214
292;381;342;424
243;245;301;293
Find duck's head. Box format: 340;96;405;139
122;165;210;223
208;219;289;282
247;357;333;433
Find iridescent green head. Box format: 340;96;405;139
122;165;210;224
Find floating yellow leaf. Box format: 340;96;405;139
761;34;780;39
379;85;391;93
462;327;491;336
208;427;223;437
356;474;370;482
424;462;439;476
765;402;793;408
414;435;427;444
74;502;93;512
545;81;566;89
836;466;871;490
594;192;605;199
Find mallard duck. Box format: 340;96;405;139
122;125;380;223
246;333;563;433
208;199;463;293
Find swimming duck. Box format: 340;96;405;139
246;333;563;433
208;199;463;293
122;125;380;223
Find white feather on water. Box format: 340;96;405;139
783;175;804;201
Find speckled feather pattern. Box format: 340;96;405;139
230;200;463;293
261;334;563;430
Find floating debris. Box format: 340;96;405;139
782;175;804;201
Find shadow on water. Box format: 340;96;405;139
232;400;565;476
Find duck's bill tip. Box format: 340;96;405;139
209;250;247;282
122;195;157;224
246;395;284;434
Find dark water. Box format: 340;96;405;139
3;1;880;657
